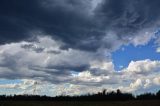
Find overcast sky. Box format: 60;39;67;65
0;0;160;96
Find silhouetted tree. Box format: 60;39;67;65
0;89;160;101
102;89;106;95
117;89;121;94
156;90;160;99
136;93;156;100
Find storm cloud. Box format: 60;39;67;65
0;0;160;51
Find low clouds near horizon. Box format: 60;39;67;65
0;0;160;96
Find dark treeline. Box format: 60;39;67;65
0;89;160;101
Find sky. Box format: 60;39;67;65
0;0;160;96
112;38;160;70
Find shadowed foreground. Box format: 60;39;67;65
0;100;160;106
0;89;160;106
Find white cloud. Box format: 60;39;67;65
130;79;142;90
132;30;154;46
89;61;115;75
90;61;114;71
156;47;160;53
0;36;110;83
0;83;18;89
124;59;160;74
0;79;40;95
144;79;152;88
73;71;110;83
0;36;160;96
153;77;160;85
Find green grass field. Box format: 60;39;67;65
0;100;159;106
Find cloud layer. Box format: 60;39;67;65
0;0;160;96
0;36;160;96
1;0;160;51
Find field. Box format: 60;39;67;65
0;100;160;106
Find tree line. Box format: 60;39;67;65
0;89;160;101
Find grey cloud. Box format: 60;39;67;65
47;50;61;54
95;0;160;38
21;43;44;53
1;0;160;95
0;0;103;51
1;0;160;52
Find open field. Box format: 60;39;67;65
0;100;160;106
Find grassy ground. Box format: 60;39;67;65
0;100;160;106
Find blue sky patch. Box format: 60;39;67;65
0;79;22;85
112;39;160;71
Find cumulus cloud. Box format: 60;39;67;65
153;77;160;85
73;71;110;84
130;79;142;90
124;59;160;74
144;79;152;88
0;36;108;83
0;36;160;95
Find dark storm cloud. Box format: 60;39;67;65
21;43;44;53
0;0;160;51
0;0;102;51
98;0;160;34
46;64;90;72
